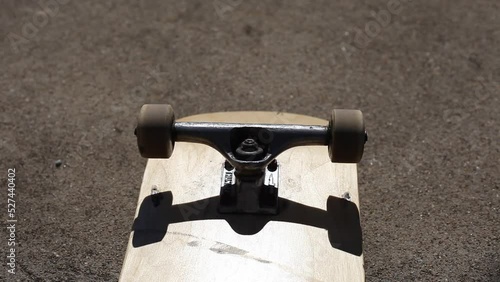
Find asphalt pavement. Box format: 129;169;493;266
0;0;498;281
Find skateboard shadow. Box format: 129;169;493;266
132;192;362;256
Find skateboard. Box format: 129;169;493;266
120;105;367;282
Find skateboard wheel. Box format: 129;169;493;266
135;104;175;158
328;109;366;163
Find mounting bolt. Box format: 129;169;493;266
267;159;278;172
224;160;234;170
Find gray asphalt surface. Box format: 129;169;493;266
1;0;499;281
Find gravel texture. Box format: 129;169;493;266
0;0;499;281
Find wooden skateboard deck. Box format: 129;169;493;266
121;112;364;282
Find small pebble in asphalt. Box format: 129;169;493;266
55;160;63;168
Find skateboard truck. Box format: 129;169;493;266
135;104;367;215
